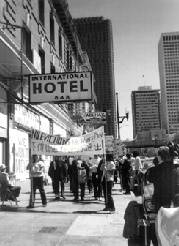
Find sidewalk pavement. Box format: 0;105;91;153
0;180;132;246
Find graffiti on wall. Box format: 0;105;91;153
9;129;29;180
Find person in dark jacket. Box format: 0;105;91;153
172;163;179;207
122;153;132;194
48;157;61;200
123;186;158;246
171;151;179;207
97;158;104;199
123;200;143;245
147;146;173;212
58;157;68;199
71;159;79;201
67;156;74;192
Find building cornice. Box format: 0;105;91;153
52;0;83;64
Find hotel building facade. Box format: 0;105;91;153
0;0;94;180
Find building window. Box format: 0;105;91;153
69;56;72;70
67;49;70;69
67;49;72;70
39;0;45;26
50;12;55;45
39;47;45;73
50;62;55;73
22;25;32;62
59;30;62;59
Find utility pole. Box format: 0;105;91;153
116;92;120;139
116;92;129;139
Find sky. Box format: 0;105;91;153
68;0;179;140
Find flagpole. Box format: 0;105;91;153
102;129;108;210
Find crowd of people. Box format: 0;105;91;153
119;142;179;211
24;153;117;212
1;141;179;245
122;142;179;245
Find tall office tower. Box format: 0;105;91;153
131;86;161;138
158;32;179;134
73;17;117;138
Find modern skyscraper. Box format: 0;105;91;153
158;32;179;134
73;17;117;138
131;86;161;138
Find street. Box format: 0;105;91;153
0;181;131;246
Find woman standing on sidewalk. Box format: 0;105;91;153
27;155;47;208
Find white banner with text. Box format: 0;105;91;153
31;127;106;157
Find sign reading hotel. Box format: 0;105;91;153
28;72;92;103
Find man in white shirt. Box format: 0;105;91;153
101;154;116;212
27;155;47;208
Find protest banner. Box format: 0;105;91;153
31;127;106;157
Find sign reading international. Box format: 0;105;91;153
28;71;92;103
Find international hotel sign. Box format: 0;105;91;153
28;72;92;103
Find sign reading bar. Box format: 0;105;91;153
83;111;106;124
28;72;92;103
85;112;106;120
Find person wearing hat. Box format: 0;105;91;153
0;164;9;189
0;164;21;205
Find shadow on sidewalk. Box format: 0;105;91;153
0;206;71;214
47;198;104;205
73;210;97;214
0;206;108;215
73;210;113;215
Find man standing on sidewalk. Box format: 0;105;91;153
58;156;68;199
27;154;47;208
48;156;61;200
101;154;116;212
